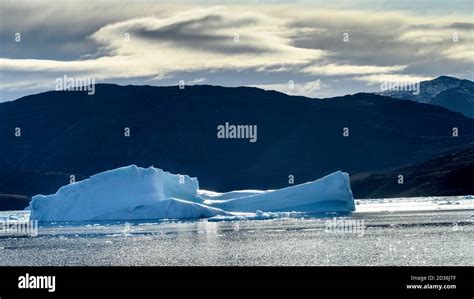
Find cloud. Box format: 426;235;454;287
88;9;326;71
254;79;323;98
353;74;433;85
0;2;473;101
187;77;207;84
1;7;326;99
302;64;406;76
285;8;474;67
443;44;474;62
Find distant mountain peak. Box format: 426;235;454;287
431;75;461;83
375;76;474;118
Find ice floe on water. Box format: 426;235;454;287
355;195;474;213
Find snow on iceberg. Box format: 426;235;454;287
29;165;355;222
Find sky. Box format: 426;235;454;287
0;0;473;101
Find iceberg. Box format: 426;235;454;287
28;165;355;222
29;165;228;221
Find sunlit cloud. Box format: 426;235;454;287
254;79;324;98
354;74;434;85
302;64;407;76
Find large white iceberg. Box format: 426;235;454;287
28;165;355;221
29;166;228;221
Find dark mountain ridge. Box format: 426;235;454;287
1;84;473;209
351;148;474;198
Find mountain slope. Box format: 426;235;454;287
0;84;473;207
378;76;474;118
430;80;474;118
351;148;474;198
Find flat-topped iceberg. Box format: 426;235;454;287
29;165;228;221
28;165;355;221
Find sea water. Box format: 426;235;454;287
0;196;472;266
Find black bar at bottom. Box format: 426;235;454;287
0;266;471;298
